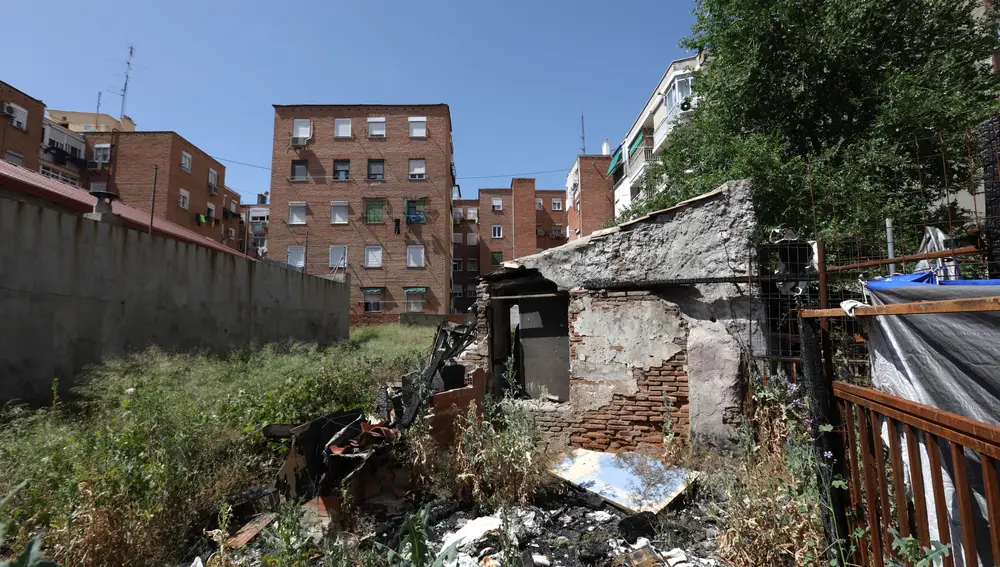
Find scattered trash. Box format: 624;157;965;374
225;512;277;549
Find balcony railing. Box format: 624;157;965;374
628;147;654;175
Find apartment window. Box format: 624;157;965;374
536;225;544;236
491;251;503;265
364;246;383;268
405;159;425;181
333;160;350;180
251;234;267;248
334;118;352;138
467;207;478;220
229;196;239;211
367;159;385;180
491;197;503;211
288;202;307;224
491;224;503;239
467;284;477;297
181;151;192;172
363;291;383;312
405;291;425;313
208;168;218;188
69;146;81;158
178;189;190;210
330;201;349;224
552;198;563;211
364;200;383;223
287;246;305;269
467;258;478;272
406;245;425;268
452;284;464;298
93;144;111;163
3;150;23;166
452;232;464;245
329;245;347;268
206;203;216;219
467;232;478;246
552;225;563;237
453;209;464;222
405;198;427;222
368;117;385;138
291;160;308;181
452;259;463;272
5;103;27;130
292;119;311;139
408;117;427;138
535;198;543;211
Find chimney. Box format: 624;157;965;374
84;182;122;225
601;139;611;156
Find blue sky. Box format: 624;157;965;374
2;0;696;201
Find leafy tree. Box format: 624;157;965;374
622;0;1000;249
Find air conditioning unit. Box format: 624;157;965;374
209;183;218;195
290;136;308;147
87;160;103;171
1;103;14;116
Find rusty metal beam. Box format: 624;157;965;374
800;296;1000;319
825;246;979;273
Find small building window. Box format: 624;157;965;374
293;118;312;139
208;168;218;188
333;160;350;180
364;246;383;268
491;251;503;265
408;159;426;180
287;246;305;268
467;284;477;297
535;198;543;210
93;144;111;163
330;201;349;224
467;232;478;246
452;284;464;298
291;160;308;181
206;203;216;220
4;150;23;166
407;245;425;268
178;189;190;210
552;225;563;237
329;245;347;268
452;232;464;245
452;258;463;272
491;197;503;211
364;291;383;312
181;151;193;172
552;198;563;211
364;200;383;223
288;202;307;224
405;198;427;223
405;291;425;313
368;117;385;138
408;117;427;138
368;159;385;180
491;224;503;238
453;209;464;222
334;118;352;138
467;207;478;220
467;258;478;272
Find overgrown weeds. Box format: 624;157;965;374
0;325;433;566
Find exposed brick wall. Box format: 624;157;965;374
534;189;567;250
0;81;45;172
452;198;480;313
577;155;615;237
267;105;454;315
350;312;399;327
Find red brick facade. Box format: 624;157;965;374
477;179;568;278
567;155;615;240
267;105;455;316
83;132;240;250
452;198;480;313
0;81;45;172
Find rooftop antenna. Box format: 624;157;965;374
119;44;135;120
580;112;586;155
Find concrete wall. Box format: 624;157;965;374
0;199;350;403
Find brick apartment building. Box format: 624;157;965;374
451;178;567;312
566;155;614;240
83;132;242;250
241;194;270;258
267;104;456;319
1;81;45;171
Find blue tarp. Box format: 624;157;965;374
865;271;1000;291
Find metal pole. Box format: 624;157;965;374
148;165;158;234
886;218;896;275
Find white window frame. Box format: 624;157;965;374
452;258;463;272
208;168;218;187
491;197;503;211
364;245;383;268
452;284;464;298
287;246;305;269
535;198;543;211
330;200;349;225
181;151;193;173
229;197;239;212
367;117;386;138
292;118;312;139
452;232;463;245
405;291;426;313
329;245;348;268
288;202;307;225
363;291;383;313
467;258;478;272
408;159;426;180
406;245;426;268
334;118;352;138
552;224;563;237
453;209;464;222
408;117;427;138
93;143;111;163
467;207;478;220
206;203;217;220
492;224;503;239
467;232;478;246
178;189;190;210
552;198;563;211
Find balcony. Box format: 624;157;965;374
628;147;654;176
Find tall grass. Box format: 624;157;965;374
0;325;434;566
